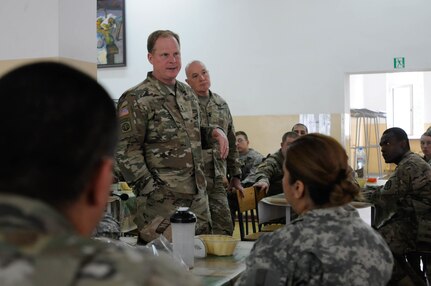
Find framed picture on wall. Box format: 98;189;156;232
97;0;126;68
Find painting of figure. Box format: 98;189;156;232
97;0;126;67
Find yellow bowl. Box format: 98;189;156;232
357;178;367;188
197;235;239;256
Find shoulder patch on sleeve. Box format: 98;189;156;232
119;107;129;117
120;119;132;133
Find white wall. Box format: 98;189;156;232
424;73;431;124
0;0;59;60
59;0;96;62
97;0;431;116
0;0;95;63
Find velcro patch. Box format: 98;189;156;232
120;120;132;133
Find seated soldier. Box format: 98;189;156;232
368;127;431;285
291;123;308;136
243;131;299;196
235;131;264;184
0;62;202;286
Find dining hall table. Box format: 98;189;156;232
192;241;254;286
116;237;254;286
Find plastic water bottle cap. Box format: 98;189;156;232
170;207;197;223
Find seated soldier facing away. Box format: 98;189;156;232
236;134;393;286
0;62;202;286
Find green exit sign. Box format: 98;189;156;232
394;57;405;69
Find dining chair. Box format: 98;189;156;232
396;249;430;286
235;186;265;241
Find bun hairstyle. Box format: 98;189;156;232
284;133;360;207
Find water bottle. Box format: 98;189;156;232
170;207;197;269
356;147;367;178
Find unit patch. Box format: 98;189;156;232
121;120;132;133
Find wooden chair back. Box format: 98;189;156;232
236;186;264;241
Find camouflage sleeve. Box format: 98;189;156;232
252;155;280;185
240;152;265;185
248;152;264;178
201;126;230;150
77;242;203;286
225;110;242;178
112;159;125;182
367;157;431;227
115;92;152;189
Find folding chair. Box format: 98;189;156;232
397;250;430;286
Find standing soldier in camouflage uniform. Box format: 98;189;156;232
243;131;299;196
0;62;202;286
236;134;393;286
185;60;243;235
116;30;229;243
368;127;431;285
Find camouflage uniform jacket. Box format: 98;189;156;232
239;148;264;182
0;194;202;286
198;90;241;180
235;205;394;286
243;149;283;186
368;151;431;248
116;72;213;195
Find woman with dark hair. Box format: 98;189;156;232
236;134;393;286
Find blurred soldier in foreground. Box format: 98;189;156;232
0;62;202;286
185;60;242;235
368;127;431;285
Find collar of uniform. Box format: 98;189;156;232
146;72;176;96
397;151;414;166
146;72;191;98
208;90;225;106
300;204;357;222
